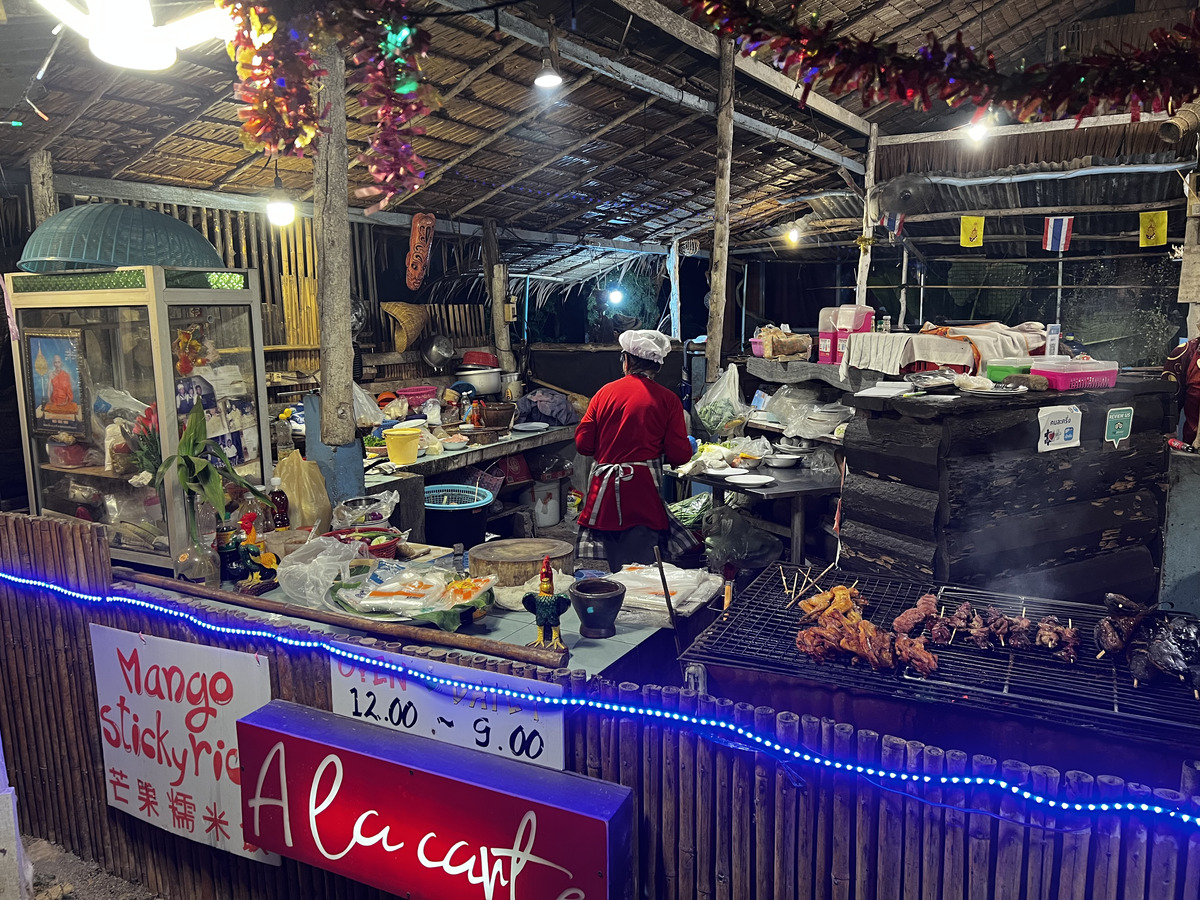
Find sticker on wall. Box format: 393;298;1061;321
1105;406;1135;448
1037;405;1082;453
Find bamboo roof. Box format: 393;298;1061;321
0;0;1182;279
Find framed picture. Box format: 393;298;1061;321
24;328;87;437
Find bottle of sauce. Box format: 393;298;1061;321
268;477;290;529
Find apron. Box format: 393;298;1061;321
575;458;699;563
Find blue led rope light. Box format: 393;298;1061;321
2;567;1194;831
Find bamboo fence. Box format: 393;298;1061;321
2;511;1199;900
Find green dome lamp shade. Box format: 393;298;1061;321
18;204;225;273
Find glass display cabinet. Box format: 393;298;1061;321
5;266;270;573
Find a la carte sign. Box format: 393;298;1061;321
89;625;277;863
328;643;567;770
238;700;632;900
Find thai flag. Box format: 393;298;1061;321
1043;216;1073;252
880;211;905;235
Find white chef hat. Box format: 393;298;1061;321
618;329;672;364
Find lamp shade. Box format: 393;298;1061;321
18;203;225;273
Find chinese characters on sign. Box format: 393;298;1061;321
239;701;632;900
329;644;567;771
89;625;277;863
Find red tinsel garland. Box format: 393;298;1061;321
218;0;437;211
684;0;1200;122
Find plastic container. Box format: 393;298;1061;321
455;367;502;395
818;307;838;364
1030;358;1119;390
424;485;494;550
986;357;1034;382
750;337;765;357
268;477;290;528
323;527;405;559
383;427;422;465
393;385;439;407
46;441;87;468
533;479;562;528
835;306;874;361
462;350;500;368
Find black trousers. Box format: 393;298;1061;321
597;525;664;573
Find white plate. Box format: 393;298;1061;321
442;442;468;451
704;466;737;478
513;421;550;432
726;473;775;487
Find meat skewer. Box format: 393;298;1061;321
892;594;938;636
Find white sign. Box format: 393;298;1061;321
329;644;567;771
1037;404;1082;453
89;625;277;863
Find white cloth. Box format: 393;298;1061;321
839;332;973;378
619;329;672;364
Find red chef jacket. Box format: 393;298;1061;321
576;374;693;531
1164;337;1200;444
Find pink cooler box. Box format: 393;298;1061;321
818;306;874;364
1030;358;1118;390
818;308;837;364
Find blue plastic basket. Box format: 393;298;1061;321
424;484;493;511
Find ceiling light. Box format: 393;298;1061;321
607;289;623;305
967;121;989;143
787;228;800;244
534;59;563;89
34;0;234;72
266;163;295;227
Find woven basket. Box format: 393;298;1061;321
380;302;429;353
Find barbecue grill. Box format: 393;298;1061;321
684;564;1200;785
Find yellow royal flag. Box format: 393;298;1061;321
960;215;985;247
1140;210;1168;247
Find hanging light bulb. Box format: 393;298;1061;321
787;227;800;244
266;162;295;227
607;288;624;305
967;121;989;143
534;59;563;88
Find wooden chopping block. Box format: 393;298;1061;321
469;538;574;587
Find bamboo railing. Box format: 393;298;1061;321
1;511;1199;899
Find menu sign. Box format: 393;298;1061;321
239;701;632;899
90;625;276;863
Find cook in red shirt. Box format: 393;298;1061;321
575;330;696;572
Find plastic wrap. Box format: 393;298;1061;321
703;506;782;570
331;490;400;530
784;402;854;439
695;365;749;438
352;382;384;428
276;536;368;607
274;451;332;533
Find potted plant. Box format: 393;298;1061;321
155;404;267;585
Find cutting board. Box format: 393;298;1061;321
469;538;574;587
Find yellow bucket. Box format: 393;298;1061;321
383;428;421;465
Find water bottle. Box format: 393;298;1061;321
880;315;892;334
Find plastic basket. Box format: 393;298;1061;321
424;485;494;511
322;527;405;559
394;385;439;406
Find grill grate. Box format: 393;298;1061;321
683;565;1200;746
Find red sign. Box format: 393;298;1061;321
238;701;632;900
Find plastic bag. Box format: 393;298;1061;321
668;492;712;528
808;448;839;476
381;397;410;420
274;451;332;533
695;365;749;438
703;506;782;570
352;383;384;428
421;398;442;426
276;536;368;606
331;490;399;530
337;566;448;613
442;574;498;606
785;402;854;440
764;386;821;426
607;562;718;609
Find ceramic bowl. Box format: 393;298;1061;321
738;455;763;469
764;455;799;468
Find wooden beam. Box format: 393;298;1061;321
876;111;1170;146
706;38;735;384
314;46;354;447
432;0;864;174
390;73;597;206
608;0;872;137
28;150;57;225
112;85;235;178
453;96;658;217
483;219;516;372
18;69;121;166
511;111;705;225
52;173;670;253
854;124;878;304
802;197;1186;231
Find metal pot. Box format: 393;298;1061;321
421;333;455;370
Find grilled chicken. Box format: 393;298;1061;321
892;594;939;636
895;635;939;676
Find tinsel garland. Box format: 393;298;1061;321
684;0;1200;122
218;0;437;210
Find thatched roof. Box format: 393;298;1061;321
0;0;1180;278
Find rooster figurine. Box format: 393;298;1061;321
522;555;571;651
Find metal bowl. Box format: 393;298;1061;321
764;455;799;468
421;333;455;370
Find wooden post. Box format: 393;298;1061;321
854;123;879;305
668;238;682;339
704;37;735;383
1179;174;1200;338
313;45;354;446
29;150;57;225
483;219;517;372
